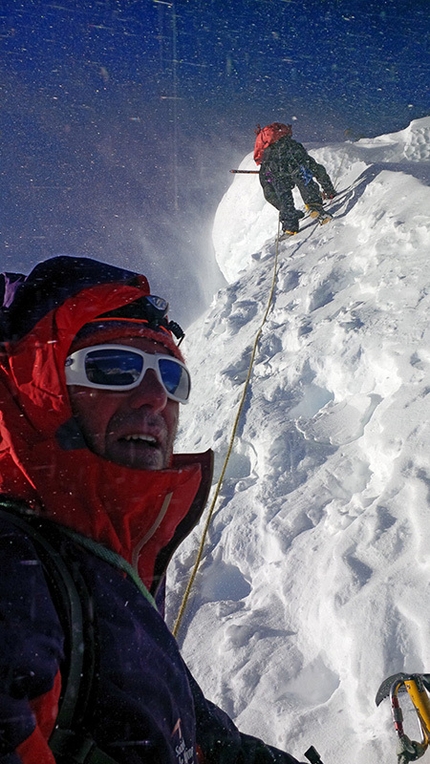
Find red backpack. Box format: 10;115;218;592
253;122;292;165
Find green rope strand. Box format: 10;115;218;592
60;526;157;609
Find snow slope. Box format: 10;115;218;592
166;117;430;764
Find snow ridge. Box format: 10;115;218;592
167;117;430;764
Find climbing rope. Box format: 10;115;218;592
172;217;283;638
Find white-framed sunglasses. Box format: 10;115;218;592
65;344;190;404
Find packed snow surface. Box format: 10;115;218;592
166;117;430;764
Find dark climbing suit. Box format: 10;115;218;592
259;135;336;232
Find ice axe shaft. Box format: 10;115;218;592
229;169;260;174
376;672;430;761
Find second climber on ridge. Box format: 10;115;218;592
254;122;337;236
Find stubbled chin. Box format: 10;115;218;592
107;441;166;470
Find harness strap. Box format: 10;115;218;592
49;729;119;764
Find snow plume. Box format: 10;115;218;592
167;117;430;764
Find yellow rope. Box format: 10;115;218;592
172;218;282;638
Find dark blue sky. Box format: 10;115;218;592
1;0;429;324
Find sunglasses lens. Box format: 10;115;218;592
158;358;190;402
85;349;144;387
81;348;190;401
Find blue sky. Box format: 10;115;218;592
1;0;429;323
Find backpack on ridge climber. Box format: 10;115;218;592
254;122;293;165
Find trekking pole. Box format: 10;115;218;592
229;169;260;174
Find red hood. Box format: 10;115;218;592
0;279;213;593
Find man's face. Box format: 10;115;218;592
68;336;180;470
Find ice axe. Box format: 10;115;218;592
376;673;430;763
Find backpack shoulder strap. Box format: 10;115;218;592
0;499;119;764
